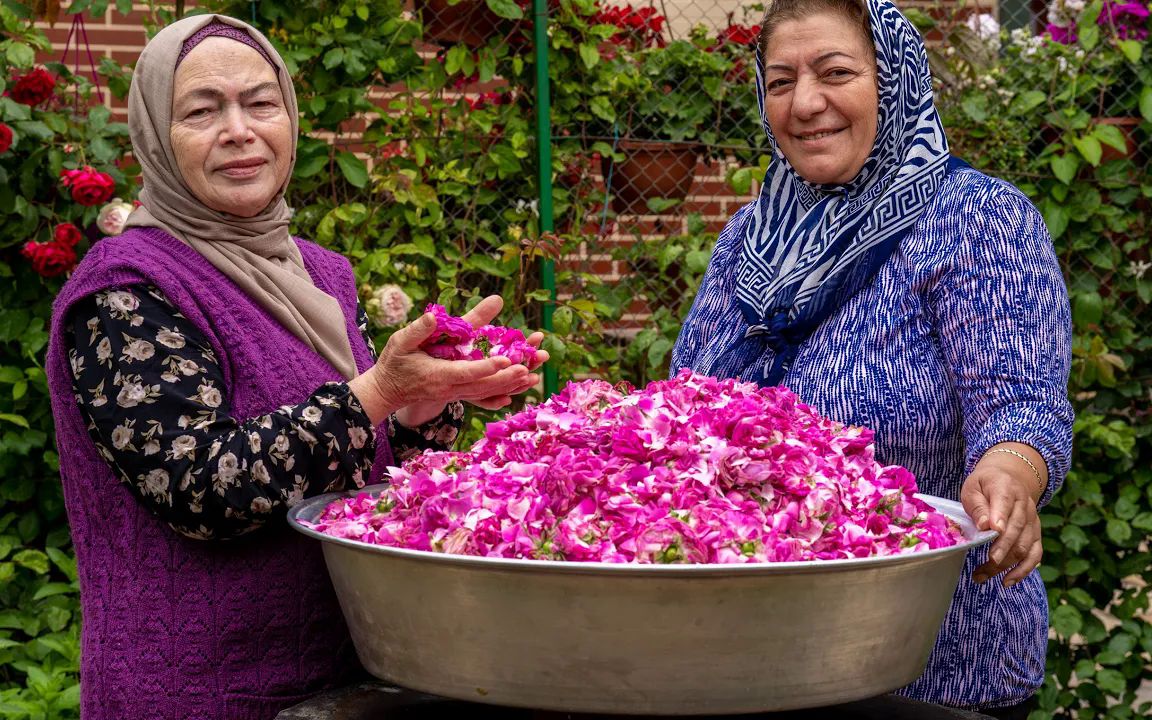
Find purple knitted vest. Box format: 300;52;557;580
46;228;391;720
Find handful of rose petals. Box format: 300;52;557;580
418;304;537;365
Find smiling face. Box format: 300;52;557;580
169;37;292;217
761;12;879;185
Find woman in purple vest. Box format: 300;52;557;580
45;15;544;720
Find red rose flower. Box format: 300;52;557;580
9;68;56;107
21;240;77;277
60;166;116;206
53;223;83;247
0;123;12;154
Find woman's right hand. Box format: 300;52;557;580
348;298;539;426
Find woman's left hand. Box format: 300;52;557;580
961;445;1046;588
395;297;549;424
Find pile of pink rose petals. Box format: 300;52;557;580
306;370;963;563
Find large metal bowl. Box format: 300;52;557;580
288;487;995;715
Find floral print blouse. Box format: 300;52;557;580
65;285;463;541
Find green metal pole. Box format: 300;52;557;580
533;0;559;398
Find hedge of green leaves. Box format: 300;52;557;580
0;1;1148;718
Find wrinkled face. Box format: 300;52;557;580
762;12;879;185
169;37;292;217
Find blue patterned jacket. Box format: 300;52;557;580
672;165;1074;710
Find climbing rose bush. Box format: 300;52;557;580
308;370;963;563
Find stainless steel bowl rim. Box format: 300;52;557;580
287;484;996;576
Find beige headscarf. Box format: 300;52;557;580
124;14;358;380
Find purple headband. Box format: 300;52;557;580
177;21;277;69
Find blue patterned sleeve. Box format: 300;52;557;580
927;179;1074;507
671;203;755;376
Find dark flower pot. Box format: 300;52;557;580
1095;117;1142;163
418;0;506;47
601;140;700;215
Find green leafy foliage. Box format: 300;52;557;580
919;8;1151;719
0;6;137;715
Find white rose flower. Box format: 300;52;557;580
122;338;155;362
198;383;223;408
111;424;134;450
348;426;369;449
216;452;239;483
105;291;139;315
157;329;186;349
171;435;198;460
301;406;323;424
116;382;147;408
96;337;112;363
252;459;271;485
249;432;261;453
142;468;170;498
250;496;273;513
273;434;291;454
178;359;201;376
367;284;414;327
96;199;134;236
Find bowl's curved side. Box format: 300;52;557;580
290;486;992;714
321;538;968;714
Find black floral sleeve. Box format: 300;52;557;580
66;284;462;541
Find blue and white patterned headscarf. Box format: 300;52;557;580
733;0;949;385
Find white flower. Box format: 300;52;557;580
273;434;291;454
116;382;148;408
348;425;369;449
96;337;112;363
965;13;1000;49
197;383;222;408
301;405;323;424
178;359;201;376
1127;260;1151;280
249;432;261;453
143;439;161;456
111;423;134;450
96;199;134;236
366;284;414;327
250;496;273;513
157;328;185;349
121;338;155;362
216;452;239;483
252;459;271;485
142;468;169;499
171;435;198;460
514;198;539;217
105;290;139;315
